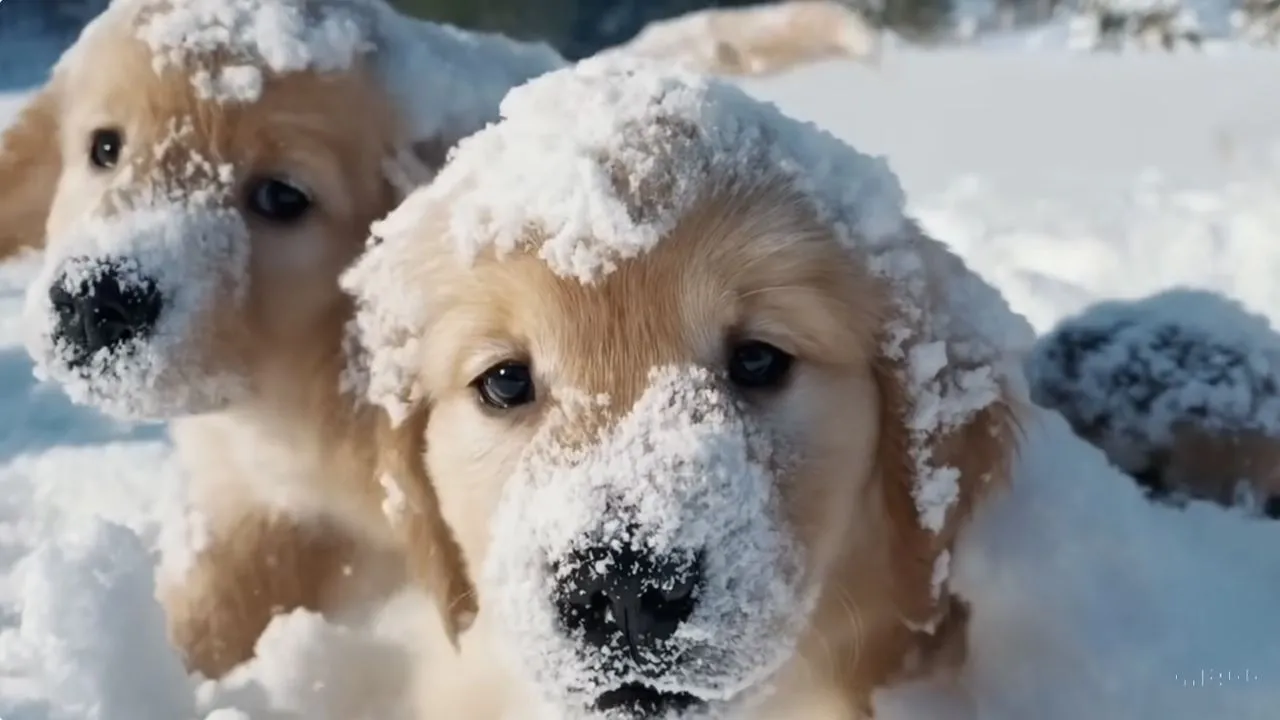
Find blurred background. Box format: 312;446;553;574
2;0;1276;91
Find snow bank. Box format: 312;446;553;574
0;514;431;719
878;407;1280;720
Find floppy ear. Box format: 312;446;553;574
871;226;1024;639
0;84;61;262
374;406;478;647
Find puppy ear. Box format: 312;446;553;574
0;83;61;261
871;226;1024;636
374;406;478;647
366;8;563;197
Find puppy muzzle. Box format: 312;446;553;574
483;366;814;718
24;204;251;420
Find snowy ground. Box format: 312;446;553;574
4;46;1280;719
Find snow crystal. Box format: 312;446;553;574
1026;287;1280;481
23;201;252;421
483;365;811;715
877;407;1280;720
343;55;1035;540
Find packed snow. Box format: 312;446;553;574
3;25;1280;720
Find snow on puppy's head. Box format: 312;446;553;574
343;57;1032;717
5;0;563;420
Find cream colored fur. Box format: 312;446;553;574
0;4;503;679
360;180;1020;718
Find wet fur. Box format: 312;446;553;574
0;5;508;679
359;182;1020;718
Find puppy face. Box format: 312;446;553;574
345;59;1024;719
429;187;888;716
9;1;403;419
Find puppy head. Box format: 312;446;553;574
344;58;1029;718
1025;287;1280;508
6;0;562;420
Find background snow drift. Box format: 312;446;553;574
3;38;1280;720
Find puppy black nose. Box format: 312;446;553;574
50;263;162;361
556;545;703;652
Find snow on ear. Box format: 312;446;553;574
0;81;62;262
373;405;477;647
338;185;449;422
365;6;565;175
870;224;1028;634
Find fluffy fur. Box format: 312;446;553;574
2;0;560;679
1026;288;1280;517
343;65;1024;719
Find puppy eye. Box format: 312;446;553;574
727;340;793;389
246;177;312;223
474;361;536;409
89;128;124;170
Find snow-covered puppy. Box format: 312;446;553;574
1;0;563;678
1027;288;1280;517
342;58;1033;719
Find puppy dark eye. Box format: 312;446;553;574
474;361;536;409
246;177;312;223
89;128;124;170
728;340;793;389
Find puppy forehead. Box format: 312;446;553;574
61;20;393;189
444;189;883;399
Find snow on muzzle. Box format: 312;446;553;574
484;365;815;719
23;204;251;420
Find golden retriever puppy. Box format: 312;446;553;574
1026;287;1280;517
342;57;1031;719
4;0;562;677
596;1;881;76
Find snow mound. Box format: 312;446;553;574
877;407;1280;720
9;519;195;720
0;516;426;720
1026;287;1280;480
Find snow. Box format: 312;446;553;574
125;0;564;112
483;365;810;713
25;203;253;420
3;33;1280;720
1025;287;1280;479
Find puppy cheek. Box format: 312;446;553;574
424;401;526;575
775;370;880;579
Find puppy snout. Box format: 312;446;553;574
50;261;162;361
556;544;703;653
